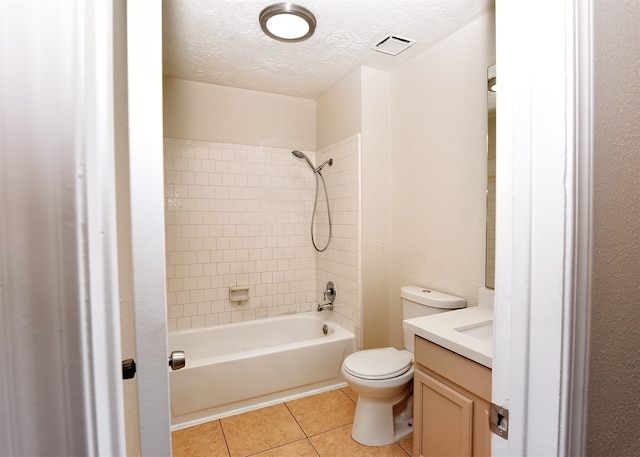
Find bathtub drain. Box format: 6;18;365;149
322;324;328;335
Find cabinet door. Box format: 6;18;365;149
414;369;473;457
478;403;492;457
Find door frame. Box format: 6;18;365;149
1;0;595;455
126;0;172;455
492;0;593;455
0;0;125;454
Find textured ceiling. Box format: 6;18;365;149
162;0;494;99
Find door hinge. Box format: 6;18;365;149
490;403;509;439
122;358;136;379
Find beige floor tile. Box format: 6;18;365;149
398;433;413;456
310;424;410;457
172;420;229;457
340;386;358;404
285;389;356;437
221;403;305;457
252;438;320;457
170;390;412;457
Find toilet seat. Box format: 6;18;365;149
343;347;413;380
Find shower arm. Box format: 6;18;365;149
315;158;333;173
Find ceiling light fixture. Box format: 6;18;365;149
259;3;316;43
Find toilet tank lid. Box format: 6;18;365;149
400;285;466;309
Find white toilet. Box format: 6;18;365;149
341;285;466;446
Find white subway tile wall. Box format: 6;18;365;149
163;136;362;347
315;135;362;347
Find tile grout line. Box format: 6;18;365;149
244;438;317;457
281;402;325;456
177;387;409;457
282;394;342;457
337;386;357;405
217;418;233;457
285;407;325;457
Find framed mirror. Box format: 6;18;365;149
486;64;496;289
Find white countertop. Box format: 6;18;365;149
403;306;494;369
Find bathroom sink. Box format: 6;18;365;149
403;306;494;368
455;320;493;342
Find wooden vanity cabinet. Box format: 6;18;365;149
413;336;492;457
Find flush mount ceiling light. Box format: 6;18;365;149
259;3;316;43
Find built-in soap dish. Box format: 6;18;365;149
229;286;249;302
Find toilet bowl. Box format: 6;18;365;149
341;286;465;446
341;347;415;446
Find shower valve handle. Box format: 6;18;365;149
324;281;336;303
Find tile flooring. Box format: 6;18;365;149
172;387;413;457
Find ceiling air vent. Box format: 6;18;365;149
371;33;416;56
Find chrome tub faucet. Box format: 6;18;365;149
317;281;336;311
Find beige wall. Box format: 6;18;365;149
316;68;362;150
162;13;495;352
388;12;495;348
316;68;364;347
163;77;316;150
164;75;364;344
316;66;390;349
588;1;640;455
361;67;391;349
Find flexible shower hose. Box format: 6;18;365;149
311;170;332;252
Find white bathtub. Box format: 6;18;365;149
169;312;355;429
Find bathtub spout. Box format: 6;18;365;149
317;302;334;312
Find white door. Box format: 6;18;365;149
2;1;170;454
126;1;173;455
492;1;593;455
1;1;127;454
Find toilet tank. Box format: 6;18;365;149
401;286;466;352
